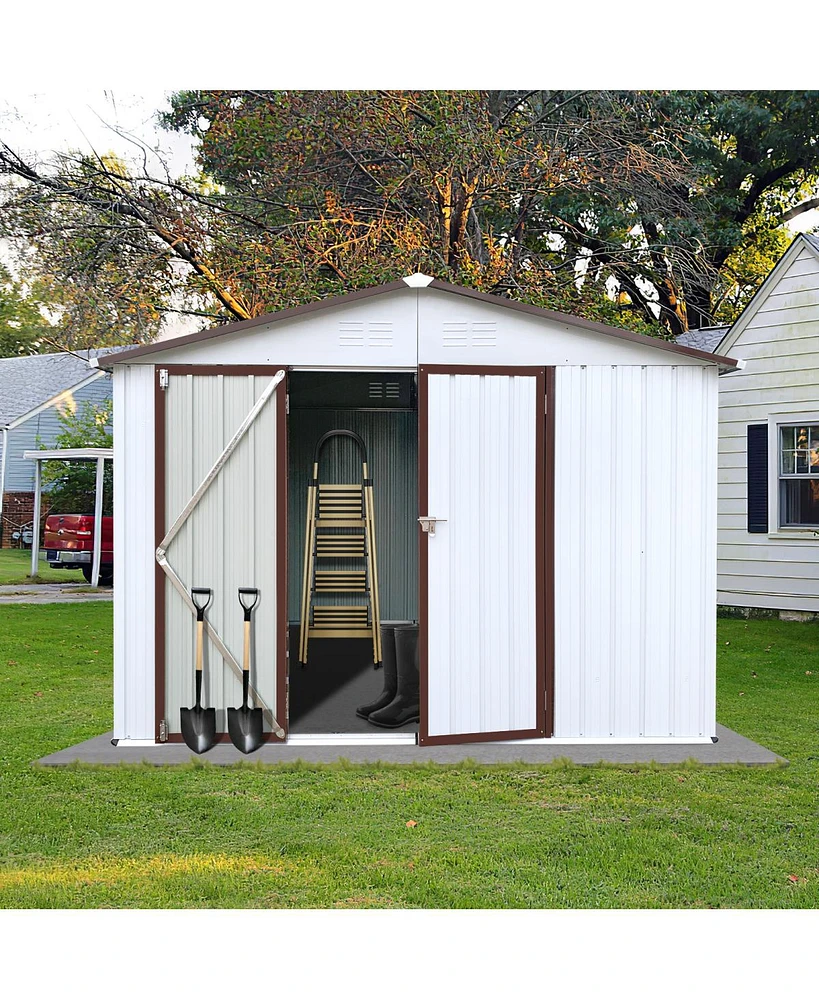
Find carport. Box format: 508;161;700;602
23;447;113;587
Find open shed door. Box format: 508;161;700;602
156;366;288;743
418;366;547;746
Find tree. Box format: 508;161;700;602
0;149;198;349
39;400;113;514
0;263;50;356
3;91;819;340
158;89;681;328
544;91;819;333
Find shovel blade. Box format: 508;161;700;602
227;706;264;754
180;706;217;754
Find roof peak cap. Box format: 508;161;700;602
402;272;434;288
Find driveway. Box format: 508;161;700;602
0;584;113;604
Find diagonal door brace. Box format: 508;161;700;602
156;369;287;739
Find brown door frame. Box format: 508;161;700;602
153;364;289;743
417;364;555;746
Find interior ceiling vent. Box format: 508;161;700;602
369;382;402;399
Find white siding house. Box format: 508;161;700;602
0;352;113;547
106;275;733;747
712;234;819;613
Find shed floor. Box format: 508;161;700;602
289;628;419;735
37;724;784;766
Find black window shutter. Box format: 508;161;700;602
747;424;769;533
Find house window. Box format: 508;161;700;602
779;424;819;527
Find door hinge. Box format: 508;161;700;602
158;369;169;390
158;719;168;742
544;395;548;415
285;393;290;415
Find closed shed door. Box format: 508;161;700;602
159;368;287;740
419;366;547;745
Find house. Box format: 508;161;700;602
0;351;113;547
103;274;736;749
690;234;819;616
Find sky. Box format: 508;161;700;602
0;90;196;177
0;91;201;338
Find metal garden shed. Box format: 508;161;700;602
100;273;737;749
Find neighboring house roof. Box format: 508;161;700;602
801;232;819;255
675;326;730;354
106;275;739;369
0;348;121;426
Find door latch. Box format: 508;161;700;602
418;516;447;536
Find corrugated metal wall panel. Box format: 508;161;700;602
113;365;155;740
164;373;280;735
426;372;538;738
554;365;717;739
287;408;418;621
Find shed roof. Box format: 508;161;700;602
105;276;739;369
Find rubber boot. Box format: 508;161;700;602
355;625;398;719
368;625;419;728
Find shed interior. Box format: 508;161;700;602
287;370;419;734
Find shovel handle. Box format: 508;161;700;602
191;587;213;621
242;619;251;709
238;587;260;620
196;620;204;672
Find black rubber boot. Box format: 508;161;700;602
355;625;398;719
368;625;419;728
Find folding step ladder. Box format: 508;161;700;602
298;430;382;669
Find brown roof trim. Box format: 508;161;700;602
108;279;411;364
427;279;739;368
109;274;738;369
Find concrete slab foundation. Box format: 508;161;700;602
37;723;785;767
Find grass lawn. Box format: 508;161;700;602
0;549;84;585
0;603;817;908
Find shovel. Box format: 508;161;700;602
228;587;263;754
180;587;216;754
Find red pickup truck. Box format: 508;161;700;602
44;514;114;585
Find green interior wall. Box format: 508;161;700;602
287;407;418;622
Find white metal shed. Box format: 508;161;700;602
104;274;737;748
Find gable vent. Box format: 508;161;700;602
441;320;497;348
367;322;393;348
339;321;393;348
471;321;497;347
339;321;365;348
442;321;469;348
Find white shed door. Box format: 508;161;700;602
160;368;287;741
419;367;546;745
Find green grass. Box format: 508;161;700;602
0;604;818;908
0;548;84;585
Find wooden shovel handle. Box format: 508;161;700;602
243;619;251;673
196;620;204;672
